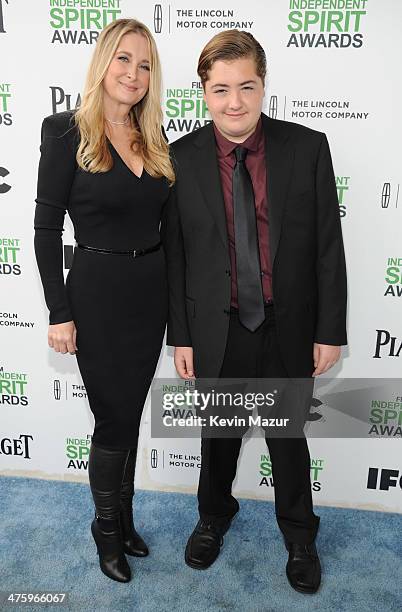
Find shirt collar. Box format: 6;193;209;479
213;115;263;157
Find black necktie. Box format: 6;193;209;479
232;146;265;331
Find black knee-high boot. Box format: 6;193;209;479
120;446;149;557
88;442;132;583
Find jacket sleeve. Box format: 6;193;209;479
34;115;77;324
160;179;192;347
314;132;347;345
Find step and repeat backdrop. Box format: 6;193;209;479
1;1;401;513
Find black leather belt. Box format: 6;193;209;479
77;241;161;258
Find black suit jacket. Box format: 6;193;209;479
161;113;347;378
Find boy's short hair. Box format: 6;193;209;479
197;30;267;87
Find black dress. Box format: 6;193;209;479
34;111;168;448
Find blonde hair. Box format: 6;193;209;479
75;18;174;185
198;30;267;88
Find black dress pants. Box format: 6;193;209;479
197;304;320;544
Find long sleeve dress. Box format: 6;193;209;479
34;110;168;448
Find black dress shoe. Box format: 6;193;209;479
91;516;131;583
185;518;232;570
285;540;321;594
120;507;149;557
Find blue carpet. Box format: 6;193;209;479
0;476;401;612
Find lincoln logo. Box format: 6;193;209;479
381;182;391;208
0;0;9;34
154;4;162;33
0;166;11;193
54;379;61;400
151;448;158;468
268;95;278;119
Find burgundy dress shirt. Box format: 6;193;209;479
213;117;273;308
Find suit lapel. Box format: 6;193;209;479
262;113;295;266
191;123;229;250
189;115;295;263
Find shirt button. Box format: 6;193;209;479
225;269;231;276
223;309;230;315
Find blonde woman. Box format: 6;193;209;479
34;18;174;583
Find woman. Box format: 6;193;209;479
34;18;174;583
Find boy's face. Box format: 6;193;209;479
203;56;265;143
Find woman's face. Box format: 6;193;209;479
103;31;151;108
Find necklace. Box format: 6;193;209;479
105;115;130;125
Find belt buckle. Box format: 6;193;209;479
133;249;137;258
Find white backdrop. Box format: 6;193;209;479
1;0;401;513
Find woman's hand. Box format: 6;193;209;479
48;321;78;355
